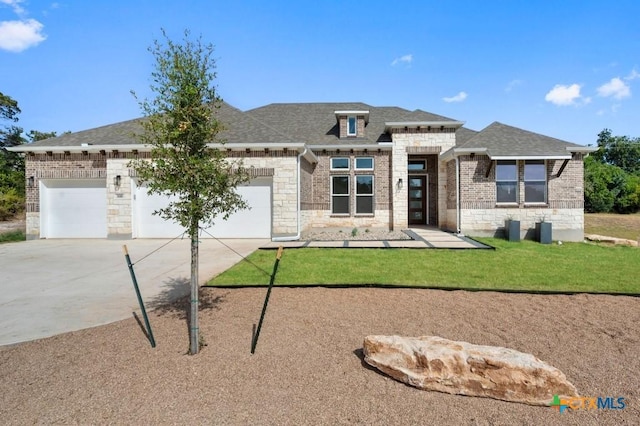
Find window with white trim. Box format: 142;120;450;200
355;175;374;214
355;157;373;170
524;160;546;203
330;157;349;170
496;160;517;203
331;176;350;214
347;116;357;136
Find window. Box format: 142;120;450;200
524;160;546;203
331;176;350;214
356;175;374;214
331;157;349;170
355;157;373;170
408;160;426;171
347;116;357;136
496;160;517;203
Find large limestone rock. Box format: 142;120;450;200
363;335;578;406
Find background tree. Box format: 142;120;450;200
0;93;62;220
130;30;249;355
585;129;640;213
592;128;640;175
0;92;26;220
27;130;60;142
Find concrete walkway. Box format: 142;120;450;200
0;238;266;346
262;228;492;249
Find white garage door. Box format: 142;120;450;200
133;178;272;238
40;179;107;238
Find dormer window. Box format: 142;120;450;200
334;110;369;139
347;116;357;136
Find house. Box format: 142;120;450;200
9;102;594;241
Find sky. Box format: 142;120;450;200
1;0;639;146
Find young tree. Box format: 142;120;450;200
130;30;249;354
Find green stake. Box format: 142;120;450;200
123;245;156;348
251;246;284;354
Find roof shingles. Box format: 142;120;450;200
20;103;581;157
458;122;582;157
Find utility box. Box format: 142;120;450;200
536;222;552;244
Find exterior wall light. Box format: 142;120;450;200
27;176;35;188
397;178;403;190
114;175;121;188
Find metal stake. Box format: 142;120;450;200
123;245;156;348
251;246;284;354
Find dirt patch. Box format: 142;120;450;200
0;219;25;234
585;213;640;241
0;288;637;424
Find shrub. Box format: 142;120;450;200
0;187;24;220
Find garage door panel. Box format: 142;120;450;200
41;180;107;238
134;179;272;238
135;191;187;238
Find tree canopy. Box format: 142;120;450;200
585;129;640;213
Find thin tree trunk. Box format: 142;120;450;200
189;223;199;355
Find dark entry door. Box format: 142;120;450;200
408;176;427;225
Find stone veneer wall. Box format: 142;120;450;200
455;154;586;242
391;129;456;230
214;150;300;237
300;150;392;231
107;159;133;238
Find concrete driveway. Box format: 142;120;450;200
0;238;266;346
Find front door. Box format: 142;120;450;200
408;176;428;225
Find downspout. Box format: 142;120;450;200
455;156;462;235
272;147;307;242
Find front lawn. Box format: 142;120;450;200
207;238;640;294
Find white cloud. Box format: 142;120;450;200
442;91;468;103
0;0;26;16
0;0;46;52
597;77;631;99
625;68;640;81
544;84;584;106
505;79;523;92
391;54;413;66
0;19;46;52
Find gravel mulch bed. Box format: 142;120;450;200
0;288;638;425
301;228;411;241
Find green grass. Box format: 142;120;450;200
0;230;26;244
207;238;640;294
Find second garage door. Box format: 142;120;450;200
133;178;272;238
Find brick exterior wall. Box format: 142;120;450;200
444;159;457;232
24;152;110;239
453;154;586;241
300;150;392;230
337;115;367;138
